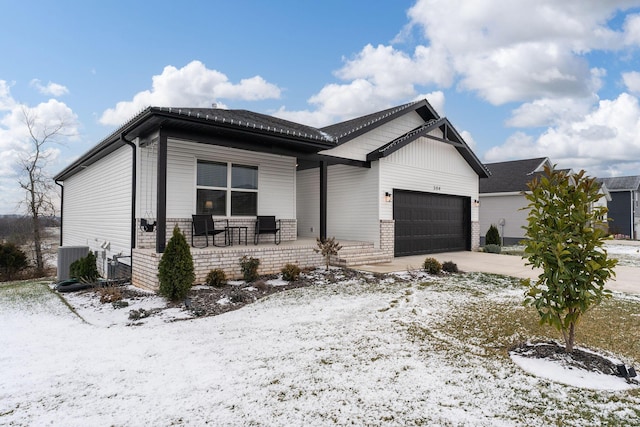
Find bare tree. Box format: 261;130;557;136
18;107;69;275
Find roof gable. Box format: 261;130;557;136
480;157;551;193
321;99;439;143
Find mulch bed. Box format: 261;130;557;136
510;341;635;379
164;268;380;318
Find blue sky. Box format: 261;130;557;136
2;0;640;214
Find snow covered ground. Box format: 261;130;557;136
1;270;639;426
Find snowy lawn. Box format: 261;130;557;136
501;242;640;268
1;271;640;426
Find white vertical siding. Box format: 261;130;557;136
296;169;320;237
165;139;296;219
380;131;480;222
320;112;425;161
327;163;380;246
62;146;132;258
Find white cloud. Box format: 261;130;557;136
99;60;282;126
623;13;640;45
623;71;640;93
506;96;597;128
405;0;629;105
29;79;69;97
0;80;79;214
485;92;640;176
274;0;636;129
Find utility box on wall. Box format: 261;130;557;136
57;246;89;281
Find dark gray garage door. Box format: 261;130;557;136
393;190;470;256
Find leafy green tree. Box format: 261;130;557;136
522;165;617;353
0;243;29;281
158;225;195;301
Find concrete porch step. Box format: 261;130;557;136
332;246;393;267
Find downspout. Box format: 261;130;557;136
320;160;327;241
54;180;63;246
120;132;137;251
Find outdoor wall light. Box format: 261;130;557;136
473;199;480;207
385;192;392;203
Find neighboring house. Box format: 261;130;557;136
597;176;640;239
54;99;489;289
479;158;553;245
480;157;611;245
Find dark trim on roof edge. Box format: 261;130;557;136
54;107;336;182
365;117;490;178
366;118;447;161
328;99;440;145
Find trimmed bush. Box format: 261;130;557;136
70;251;100;282
205;269;227;287
423;257;442;275
281;263;301;282
239;256;260;282
486;224;501;246
0;242;29;281
158;225;195;301
483;244;502;254
442;261;459;273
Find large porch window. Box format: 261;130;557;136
196;160;258;216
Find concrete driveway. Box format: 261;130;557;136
358;251;640;295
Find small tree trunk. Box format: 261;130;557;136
32;213;44;275
565;322;575;353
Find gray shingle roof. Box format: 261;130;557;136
155;107;335;142
597;176;640;192
480;157;550;193
321;99;440;143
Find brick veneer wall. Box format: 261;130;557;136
471;221;480;251
136;217;297;249
132;241;324;291
379;219;395;257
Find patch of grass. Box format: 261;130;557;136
0;279;87;322
404;272;640;425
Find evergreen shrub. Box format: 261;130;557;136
239;256;260;282
423;257;442;275
486;224;501;246
70;251;100;282
281;263;301;282
158;225;195;301
442;261;459;273
205;269;227;287
0;242;29;281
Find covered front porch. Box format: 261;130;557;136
131;237;393;291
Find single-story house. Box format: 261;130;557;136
54;99;489;289
480;157;611;245
597;176;640;239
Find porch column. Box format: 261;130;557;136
156;129;168;253
320;160;327;241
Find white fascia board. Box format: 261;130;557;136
480;191;528;197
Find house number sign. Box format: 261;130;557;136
433;185;441;191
